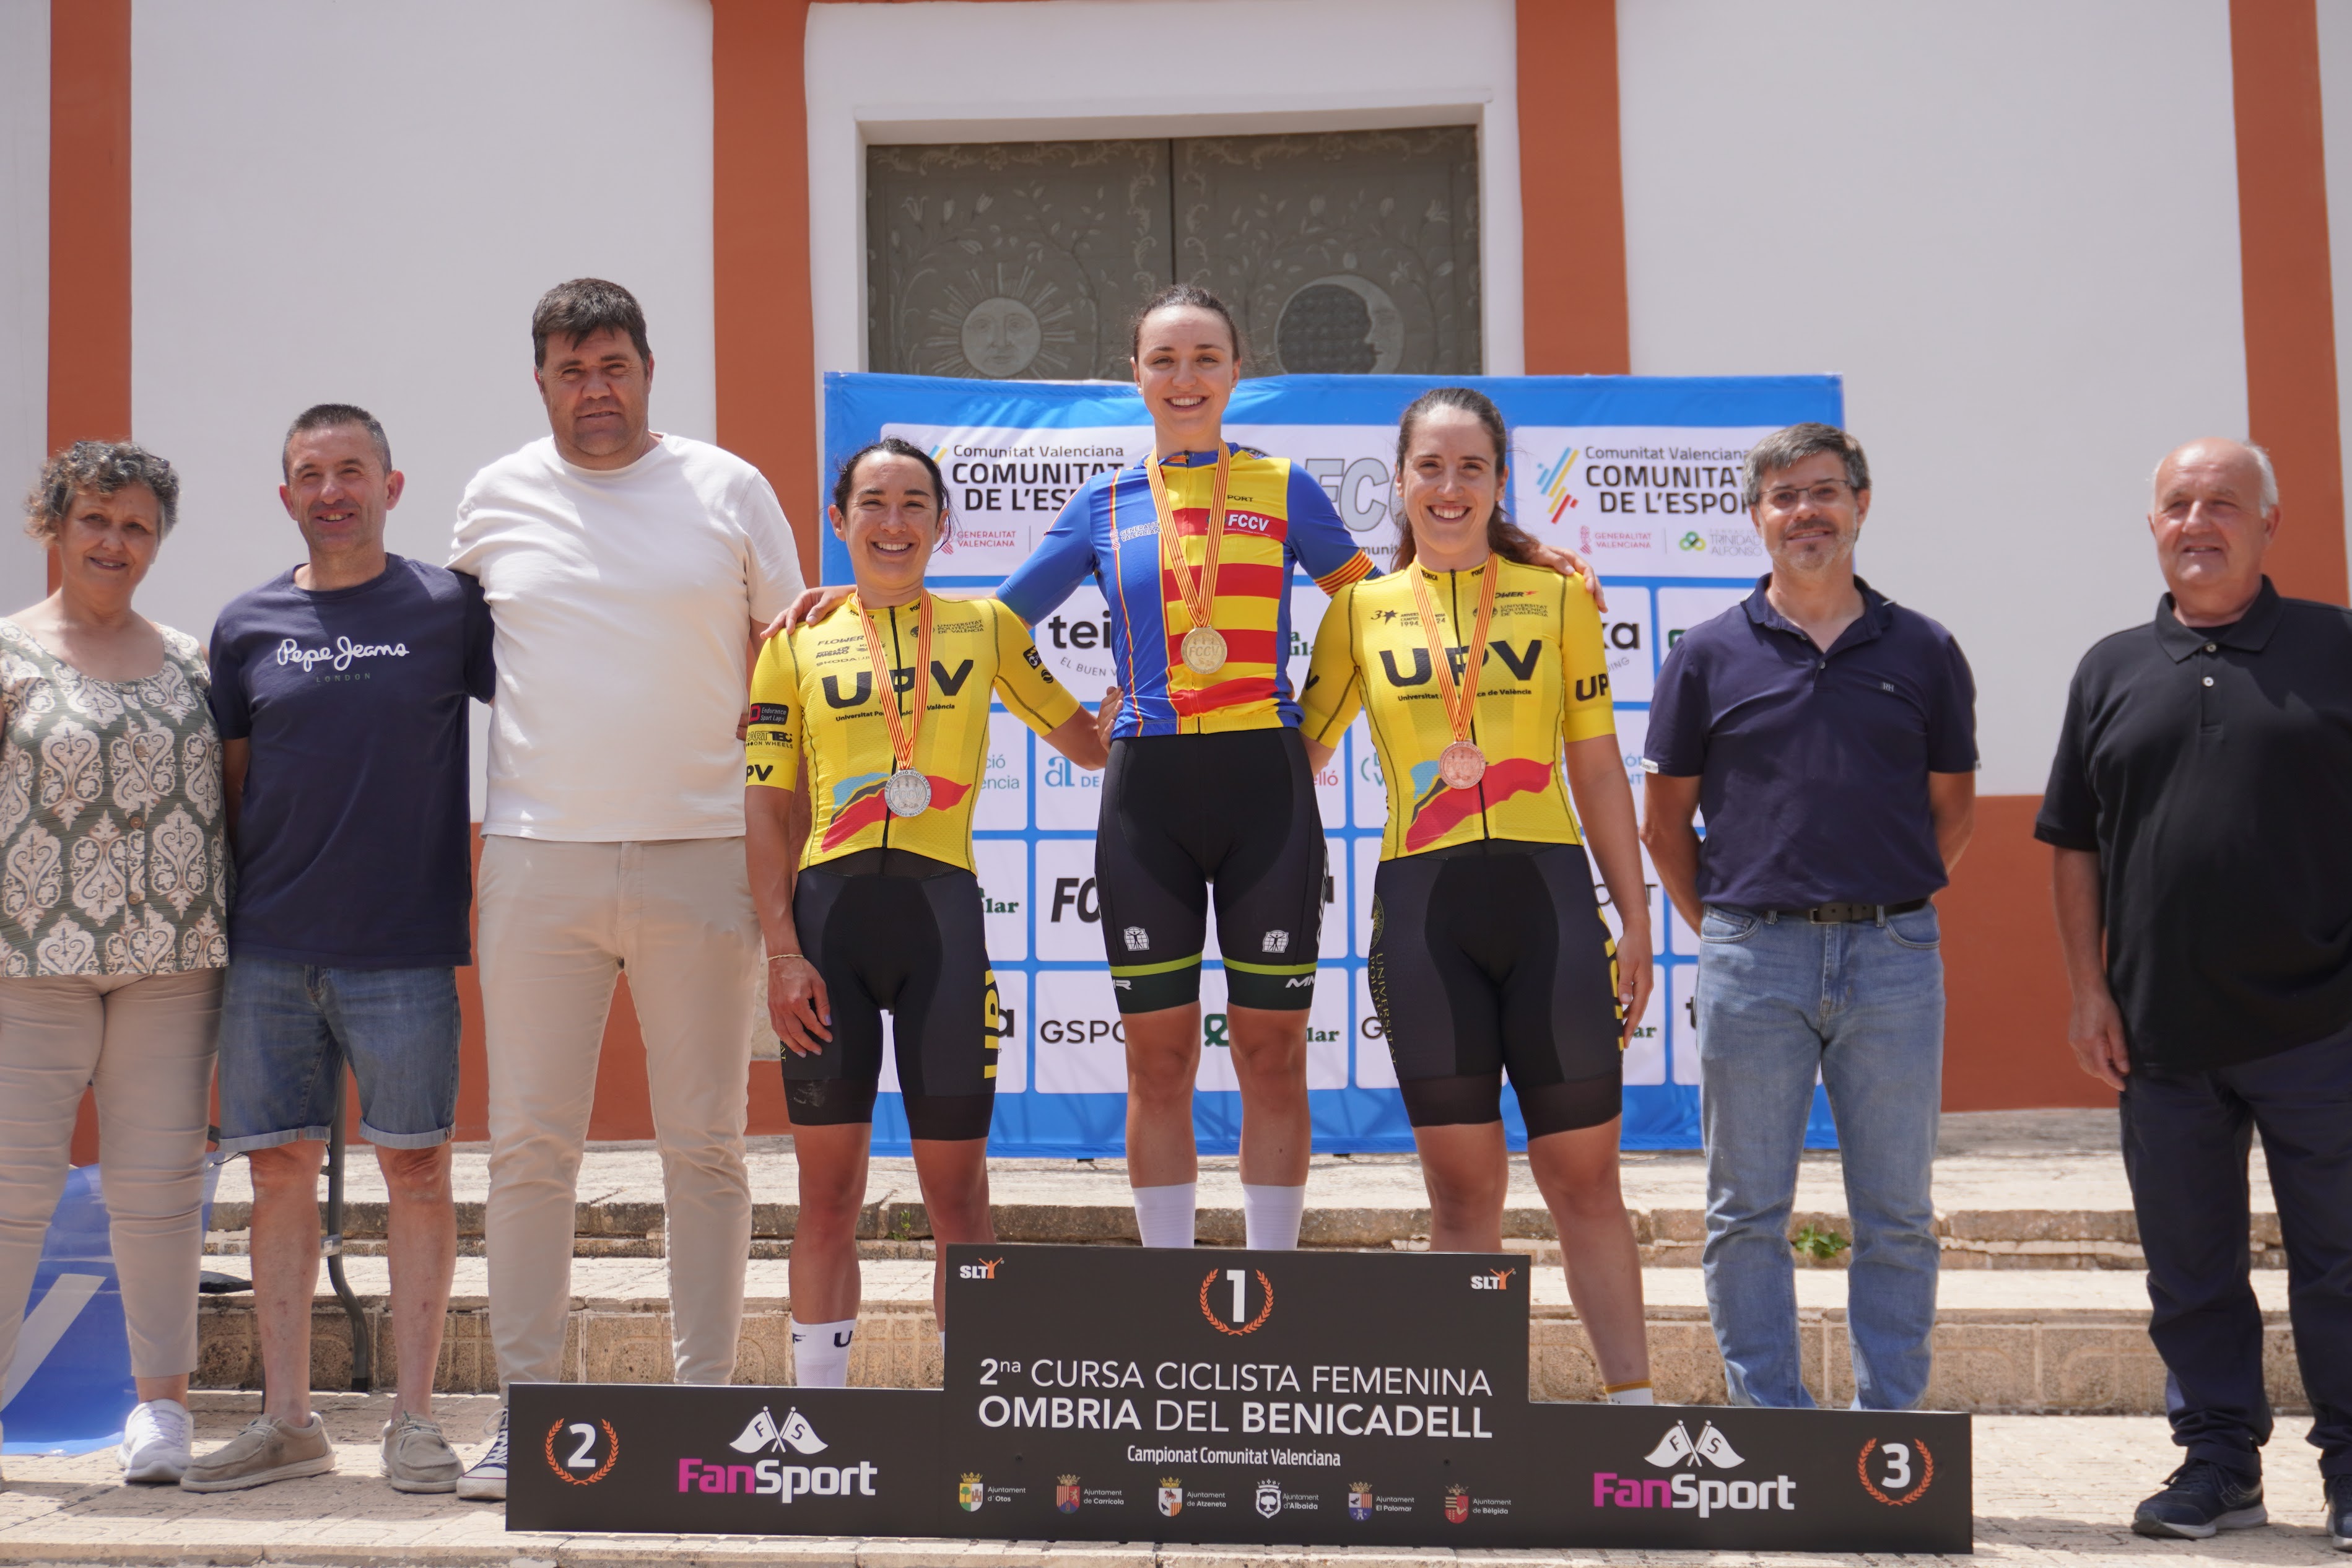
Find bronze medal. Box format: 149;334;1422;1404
1437;739;1487;791
1408;557;1504;795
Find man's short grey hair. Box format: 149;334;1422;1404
1743;422;1871;510
282;402;392;479
2150;439;2278;512
24;441;180;544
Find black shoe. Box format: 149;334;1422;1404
2326;1473;2350;1552
2132;1460;2267;1539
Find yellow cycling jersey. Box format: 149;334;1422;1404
747;593;1079;871
1300;555;1615;860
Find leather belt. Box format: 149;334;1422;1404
1792;898;1929;925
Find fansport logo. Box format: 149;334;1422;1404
1159;1477;1183;1516
1857;1438;1935;1506
1536;446;1582;524
1470;1267;1515;1292
1200;1266;1274;1335
542;1417;619;1485
1445;1484;1470;1523
1348;1483;1373;1521
1255;1479;1283;1518
1589;1419;1795;1517
676;1409;878;1500
1057;1474;1082;1513
959;1473;984;1512
1646;1419;1740;1468
957;1257;1003;1281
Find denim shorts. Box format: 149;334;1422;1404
214;958;461;1152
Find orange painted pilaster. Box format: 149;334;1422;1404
714;0;822;586
46;0;131;453
1516;0;1629;374
2231;0;2345;603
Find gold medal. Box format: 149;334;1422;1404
854;592;935;819
1408;557;1502;793
1437;740;1487;791
1143;447;1232;679
1180;625;1228;676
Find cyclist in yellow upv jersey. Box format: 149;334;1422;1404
1300;387;1658;1405
744;438;1107;1384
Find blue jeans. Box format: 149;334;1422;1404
1695;903;1945;1409
215;959;461;1152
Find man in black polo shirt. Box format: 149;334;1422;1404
1643;422;1977;1413
2039;437;2352;1548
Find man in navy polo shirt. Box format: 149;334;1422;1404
184;405;493;1496
1642;422;1977;1411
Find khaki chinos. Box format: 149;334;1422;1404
476;835;760;1390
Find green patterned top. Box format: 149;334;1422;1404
0;617;229;975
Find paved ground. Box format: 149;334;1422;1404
0;1396;2341;1566
204;1110;2274;1224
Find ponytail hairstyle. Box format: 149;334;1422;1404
1391;386;1540;570
831;436;954;546
1128;283;1246;367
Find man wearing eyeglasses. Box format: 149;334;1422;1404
1639;422;1978;1411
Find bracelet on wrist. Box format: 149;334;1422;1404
767;952;806;965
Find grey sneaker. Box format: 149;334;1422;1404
179;1413;336;1492
118;1398;191;1484
380;1411;461;1494
455;1407;508;1502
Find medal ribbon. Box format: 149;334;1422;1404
1145;445;1233;649
1407;555;1502;747
853;591;934;775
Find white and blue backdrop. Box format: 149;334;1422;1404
821;371;1843;1156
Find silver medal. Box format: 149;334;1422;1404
883;767;933;818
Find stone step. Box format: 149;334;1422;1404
192;1258;2298;1418
201;1199;2283;1270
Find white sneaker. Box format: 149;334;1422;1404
455;1407;508;1501
119;1398;193;1484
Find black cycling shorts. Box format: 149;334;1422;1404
782;848;1001;1141
1096;726;1325;1014
1368;839;1623;1137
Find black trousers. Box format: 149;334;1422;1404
2120;1030;2352;1479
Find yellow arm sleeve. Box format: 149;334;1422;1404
1297;584;1365;745
744;633;803;791
990;599;1082;738
1558;575;1617;745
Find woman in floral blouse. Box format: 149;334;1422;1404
0;442;228;1486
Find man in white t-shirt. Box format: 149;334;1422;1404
445;278;804;1500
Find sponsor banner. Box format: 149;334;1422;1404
515;1246;1967;1551
824;372;1846;1154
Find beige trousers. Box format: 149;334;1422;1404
476;836;759;1390
0;969;222;1380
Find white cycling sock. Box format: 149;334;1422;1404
1604;1380;1656;1406
791;1317;856;1387
1132;1183;1197;1248
1241;1183;1307;1250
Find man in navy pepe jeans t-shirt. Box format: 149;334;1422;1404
188;406;492;1498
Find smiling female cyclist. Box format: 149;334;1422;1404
746;438;1106;1384
1300;386;1654;1402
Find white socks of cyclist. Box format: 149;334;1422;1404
1133;1183;1196;1248
1605;1380;1656;1406
791;1318;856;1387
1242;1183;1307;1250
1134;1182;1307;1248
